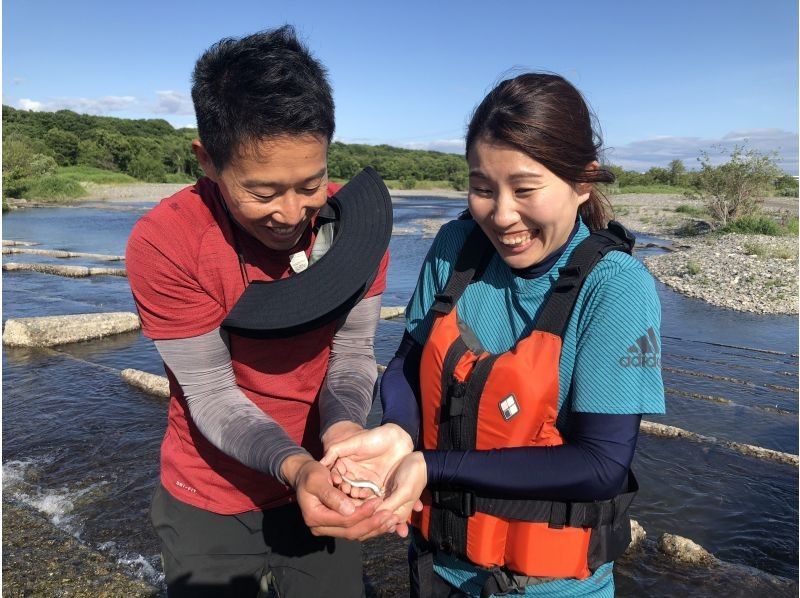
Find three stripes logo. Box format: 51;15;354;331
619;327;661;368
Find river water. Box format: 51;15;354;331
2;196;798;596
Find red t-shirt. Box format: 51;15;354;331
126;177;388;514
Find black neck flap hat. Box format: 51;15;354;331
221;167;393;338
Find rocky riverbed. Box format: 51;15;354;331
608;193;798;315
2;497;157;597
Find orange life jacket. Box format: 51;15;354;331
410;222;638;580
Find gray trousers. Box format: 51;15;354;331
151;485;365;597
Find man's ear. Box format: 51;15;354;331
192;140;219;182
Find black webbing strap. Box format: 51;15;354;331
433;353;502;558
472;470;638;528
432;226;494;314
429;471;638;529
534;221;635;338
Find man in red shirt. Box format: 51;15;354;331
126;26;394;597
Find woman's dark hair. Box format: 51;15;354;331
191;25;334;171
465;73;612;230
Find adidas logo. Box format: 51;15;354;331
619;327;661;368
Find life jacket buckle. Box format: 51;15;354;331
432;489;476;517
432;293;455;314
445;380;467;417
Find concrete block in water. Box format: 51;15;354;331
2;262;126;277
121;369;170;398
640;420;798;466
657;533;716;566
380;306;405;320
2;247;125;261
3;313;141;347
2;239;37;247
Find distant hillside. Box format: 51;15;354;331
2;106;468;190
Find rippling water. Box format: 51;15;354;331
3;196;798;596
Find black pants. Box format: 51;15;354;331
151;485;364;598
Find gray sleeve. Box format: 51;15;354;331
154;329;308;484
319;294;382;436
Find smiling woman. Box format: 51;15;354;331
323;73;665;598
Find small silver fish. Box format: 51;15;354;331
340;474;384;497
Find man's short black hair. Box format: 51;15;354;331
191;25;335;171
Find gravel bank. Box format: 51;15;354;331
608;194;798;315
644;233;798;314
3;497;157;596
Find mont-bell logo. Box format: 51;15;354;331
499;394;520;421
619;327;661;368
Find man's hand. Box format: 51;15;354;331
320;424;414;499
282;454;399;541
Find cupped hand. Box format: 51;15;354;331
377;451;427;538
320;423;414;499
321;421;364;453
283;454;399;541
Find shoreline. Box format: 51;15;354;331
5;185;798;316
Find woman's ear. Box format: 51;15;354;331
192;140;219;182
575;161;600;204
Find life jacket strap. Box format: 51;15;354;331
480;568;558;598
432;226;494;314
432;470;638;529
534;220;635;338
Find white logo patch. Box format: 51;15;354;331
499;394;520;421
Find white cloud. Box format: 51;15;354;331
16;95;137;115
152;90;194;115
18;98;44;111
605;129;798;174
398;139;465;154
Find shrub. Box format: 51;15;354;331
22;175;87;200
675;204;707;217
742;242;768;257
772;247;795;260
694;146;782;227
686;261;702;275
721;215;782;236
29;154;59;178
783;217;798;236
399;176;417;189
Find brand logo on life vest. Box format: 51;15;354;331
619;327;661;368
499;394;520;420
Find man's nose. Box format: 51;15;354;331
273;192;309;225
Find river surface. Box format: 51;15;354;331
2;196;798;596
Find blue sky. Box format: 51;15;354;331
4;0;798;172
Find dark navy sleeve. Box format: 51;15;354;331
380;331;423;444
422;413;641;501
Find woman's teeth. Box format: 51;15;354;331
498;231;536;246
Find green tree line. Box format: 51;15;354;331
3;105;797;202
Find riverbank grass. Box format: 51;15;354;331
57;166;139;185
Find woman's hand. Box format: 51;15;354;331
378;451;427;538
320;423;414;500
